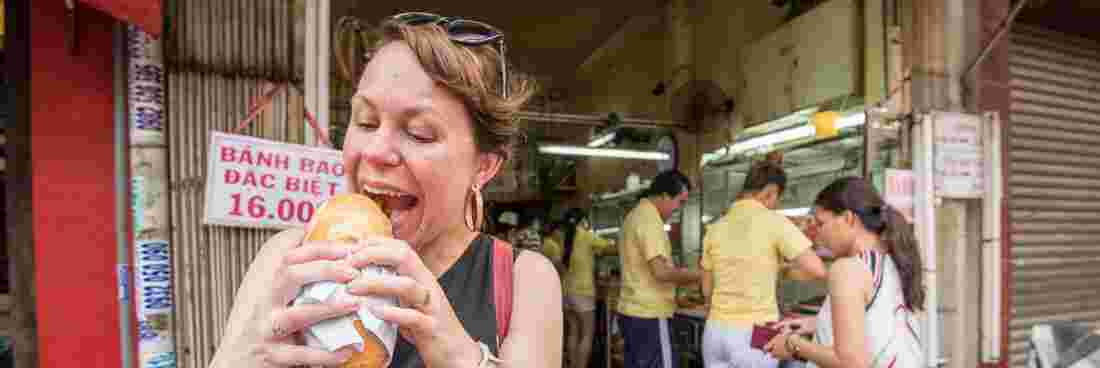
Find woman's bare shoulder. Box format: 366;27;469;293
515;250;559;284
826;257;873;298
828;257;870;279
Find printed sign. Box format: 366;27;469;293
933;112;984;198
118;264;131;302
132;176;146;233
135;240;172;316
141;352;176;368
203;131;346;229
883;169;915;223
134;239;174;361
127;25;165;143
129;26;175;368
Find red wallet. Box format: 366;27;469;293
750;322;781;350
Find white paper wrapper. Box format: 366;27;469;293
293;265;399;364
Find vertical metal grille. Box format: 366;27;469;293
1008;24;1100;368
165;0;299;367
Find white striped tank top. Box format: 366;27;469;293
808;250;925;368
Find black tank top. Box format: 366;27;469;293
389;234;516;368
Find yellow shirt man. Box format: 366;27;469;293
701;199;813;328
617;198;678;318
542;236;564;265
563;227;615;298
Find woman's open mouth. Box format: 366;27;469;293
361;183;420;236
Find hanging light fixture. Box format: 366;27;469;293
701;111;867;165
538;145;671;161
587;131;617;147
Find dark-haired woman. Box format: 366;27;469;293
559;209;616;368
765;177;925;368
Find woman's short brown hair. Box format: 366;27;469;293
371;17;538;159
741;161;787;195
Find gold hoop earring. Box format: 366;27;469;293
465;183;484;232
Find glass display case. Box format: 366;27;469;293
692;107;870;312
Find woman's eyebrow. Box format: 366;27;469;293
351;93;432;119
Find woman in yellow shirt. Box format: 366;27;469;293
560;208;616;368
701;162;826;368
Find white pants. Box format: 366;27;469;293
702;321;780;368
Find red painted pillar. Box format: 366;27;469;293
30;2;123;368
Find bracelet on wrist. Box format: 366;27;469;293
785;334;803;360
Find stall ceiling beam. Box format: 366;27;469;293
518;111;687;129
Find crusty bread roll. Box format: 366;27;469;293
305;193;392;243
343;319;390;368
304;193;394;368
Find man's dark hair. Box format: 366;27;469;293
741;161;787;195
644;170;692;198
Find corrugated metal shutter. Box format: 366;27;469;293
165;1;300;367
1008;24;1100;368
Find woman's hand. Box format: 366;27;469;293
764;332;802;361
774;316;815;336
210;229;367;368
345;236;482;368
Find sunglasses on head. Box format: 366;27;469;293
390;12;508;98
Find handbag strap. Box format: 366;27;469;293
492;237;516;348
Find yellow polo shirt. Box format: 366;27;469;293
542;236;564;265
563;226;615;298
617;198;677;319
701;199;812;327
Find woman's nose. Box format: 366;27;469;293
357;130;403;167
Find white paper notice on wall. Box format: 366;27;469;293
203;131;346;230
932;112;984;199
883;169;915;223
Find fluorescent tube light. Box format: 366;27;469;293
595;227;619;235
587;131;617;147
702;112;868;165
594;224;671;235
728;125;817;154
539;145;671;161
836;113;866;129
778;207;811;216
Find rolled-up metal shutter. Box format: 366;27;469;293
165;1;299;367
1008;24;1100;367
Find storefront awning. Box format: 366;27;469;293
78;0;161;37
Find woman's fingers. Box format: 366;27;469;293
764;333;785;355
773;319;795;332
369;304;436;333
262;343;356;367
268;301;361;340
340;236;446;343
774;317;806;334
272;260;361;306
284;240;363;266
346;272;430;310
346;237;434;281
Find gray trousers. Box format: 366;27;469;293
702;321;781;368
